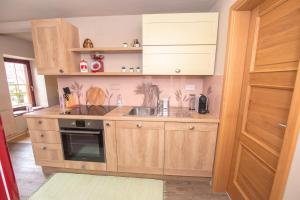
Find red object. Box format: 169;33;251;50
91;54;104;72
0;117;19;200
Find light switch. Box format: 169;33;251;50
185;84;196;91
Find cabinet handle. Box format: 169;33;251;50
137;123;142;128
175;69;181;73
40;133;44;137
81;165;86;169
278;123;287;128
41;146;47;150
189;126;195;130
59;69;64;74
105;123;111;127
38;120;42;125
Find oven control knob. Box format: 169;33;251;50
71;121;76;126
86;122;91;126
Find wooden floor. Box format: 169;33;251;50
8;139;229;200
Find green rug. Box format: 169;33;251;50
30;173;164;200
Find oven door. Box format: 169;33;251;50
61;129;105;163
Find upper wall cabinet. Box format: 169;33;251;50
31;19;80;75
143;13;219;46
143;45;216;75
142;13;218;75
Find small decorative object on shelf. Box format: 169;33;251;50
122;42;128;48
129;67;135;72
83;38;94;48
136;66;142;73
79;59;88;72
131;39;141;47
90;54;104;72
121;66;127;72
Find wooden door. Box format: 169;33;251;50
164;122;218;177
228;0;300;199
31;19;66;74
116;121;164;174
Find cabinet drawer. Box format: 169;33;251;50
165;122;218;132
143;45;216;75
64;161;106;171
32;143;63;163
27;118;59;131
29;130;61;144
143;13;218;45
116;121;164;129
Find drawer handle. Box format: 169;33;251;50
38;120;43;125
81;165;86;169
40;133;44;137
105;123;111;127
41;146;47;150
137;123;142;128
175;69;181;73
189;126;195;130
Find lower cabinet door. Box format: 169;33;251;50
32;143;64;168
164;122;218;177
116;121;164;174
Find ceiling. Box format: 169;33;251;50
0;0;217;23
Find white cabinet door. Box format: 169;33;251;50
143;45;216;75
143;13;219;45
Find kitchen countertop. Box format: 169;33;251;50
24;105;219;123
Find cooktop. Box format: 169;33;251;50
62;105;117;116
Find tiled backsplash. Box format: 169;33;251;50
58;76;204;107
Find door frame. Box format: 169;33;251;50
212;0;300;199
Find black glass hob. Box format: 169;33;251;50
62;105;117;116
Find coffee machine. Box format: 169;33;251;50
198;94;209;114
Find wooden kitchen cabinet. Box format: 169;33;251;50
143;13;219;45
164;122;218;177
32;143;64;168
116;121;164;174
142;13;218;75
143;45;216;75
29;130;61;143
104;120;117;172
31;18;80;75
27;117;64;168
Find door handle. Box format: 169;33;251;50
278;123;287;128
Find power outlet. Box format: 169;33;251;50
185;84;196;91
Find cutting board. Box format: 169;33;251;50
86;87;106;105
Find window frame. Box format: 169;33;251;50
3;57;36;111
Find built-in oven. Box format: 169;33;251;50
59;119;105;163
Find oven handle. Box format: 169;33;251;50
60;129;101;135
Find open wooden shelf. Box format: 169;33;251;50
69;47;143;54
62;72;143;76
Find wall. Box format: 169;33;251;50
209;0;235;75
201;0;235;117
66;16;142;72
58;76;203;107
59;15;209;109
284;134;300;199
0;35;34;138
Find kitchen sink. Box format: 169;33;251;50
127;107;157;116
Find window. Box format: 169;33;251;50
4;58;36;110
